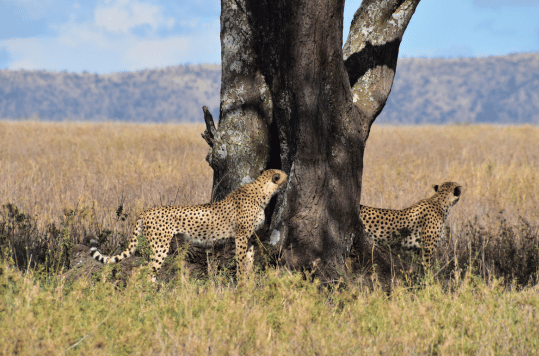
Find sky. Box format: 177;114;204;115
1;0;538;74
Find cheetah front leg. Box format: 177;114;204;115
421;239;435;268
235;228;254;276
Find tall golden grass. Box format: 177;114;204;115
1;122;538;270
0;122;212;251
3;122;537;229
362;124;539;220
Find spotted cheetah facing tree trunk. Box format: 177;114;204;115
90;169;288;281
360;182;462;267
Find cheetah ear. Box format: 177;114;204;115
433;184;439;192
454;186;461;197
272;173;281;183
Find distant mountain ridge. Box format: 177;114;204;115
0;64;221;123
380;52;539;124
1;53;538;124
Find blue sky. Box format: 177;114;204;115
1;0;538;74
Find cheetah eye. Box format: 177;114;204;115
272;173;280;183
454;186;461;197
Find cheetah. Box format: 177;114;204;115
90;169;287;280
360;182;462;267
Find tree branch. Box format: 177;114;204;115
201;105;217;147
343;0;420;132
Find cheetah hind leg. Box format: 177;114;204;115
148;245;169;283
245;239;255;274
148;258;160;283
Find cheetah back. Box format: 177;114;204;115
360;182;462;266
89;169;288;280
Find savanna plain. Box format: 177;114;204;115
1;121;539;355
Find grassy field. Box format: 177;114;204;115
1;121;539;354
2;265;539;355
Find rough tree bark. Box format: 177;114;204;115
199;0;421;283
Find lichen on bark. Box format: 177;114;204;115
205;0;276;201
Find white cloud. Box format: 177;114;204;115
123;24;220;70
3;0;220;72
3;37;53;70
53;21;110;48
3;18;220;73
94;0;175;34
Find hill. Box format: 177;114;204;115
380;52;539;124
1;53;538;124
0;64;220;123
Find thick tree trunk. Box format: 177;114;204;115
200;0;420;283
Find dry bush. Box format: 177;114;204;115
0;121;212;272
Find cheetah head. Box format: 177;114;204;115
433;182;462;207
257;169;288;196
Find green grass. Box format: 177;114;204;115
1;261;539;355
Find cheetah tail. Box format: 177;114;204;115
89;218;142;264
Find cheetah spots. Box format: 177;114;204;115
361;182;462;267
90;169;288;280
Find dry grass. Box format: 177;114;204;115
1;121;539;354
0;121;212;221
1;122;538;277
0;121;212;266
363;124;539;284
3;122;537;230
363;124;539;217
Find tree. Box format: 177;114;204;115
199;0;421;283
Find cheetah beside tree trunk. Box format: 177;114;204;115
90;169;288;281
360;182;462;267
199;0;422;283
